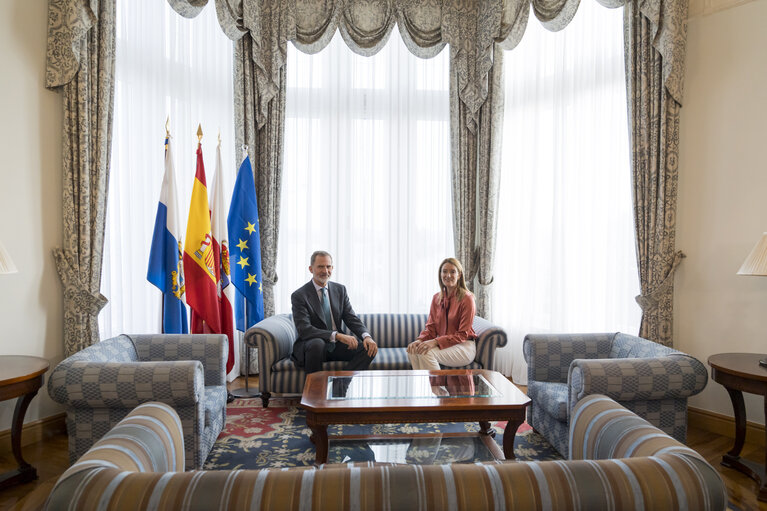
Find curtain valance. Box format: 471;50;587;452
46;0;688;120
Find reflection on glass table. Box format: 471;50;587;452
327;373;500;400
328;437;489;465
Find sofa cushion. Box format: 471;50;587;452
528;381;568;421
369;347;409;370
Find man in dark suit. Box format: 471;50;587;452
291;251;378;374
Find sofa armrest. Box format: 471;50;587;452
48;360;204;408
472;316;507;369
523;333;615;384
567;354;708;411
130;334;227;387
244;314;298;391
570;394;703;460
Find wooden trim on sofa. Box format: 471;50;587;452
0;413;66;455
688;406;765;448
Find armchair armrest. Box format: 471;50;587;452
130;334;227;387
244;314;298;392
523;333;615;384
568;354;708;412
48;360;204;408
472;316;507;369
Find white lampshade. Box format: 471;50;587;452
737;233;767;276
0;240;18;274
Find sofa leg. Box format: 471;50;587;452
261;392;271;408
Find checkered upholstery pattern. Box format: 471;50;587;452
48;334;228;469
245;313;507;404
523;332;707;457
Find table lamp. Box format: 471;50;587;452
0;240;17;274
737;232;767;367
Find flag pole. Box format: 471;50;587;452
230;306;259;399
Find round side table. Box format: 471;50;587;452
708;352;767;502
0;355;50;490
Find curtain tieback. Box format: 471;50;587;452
261;270;278;287
635;251;686;312
53;247;108;315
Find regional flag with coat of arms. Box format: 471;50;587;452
147;135;188;334
227;155;264;331
210;139;236;381
183;137;222;334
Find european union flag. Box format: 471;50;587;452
227;156;265;330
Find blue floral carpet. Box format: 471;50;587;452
204;397;562;470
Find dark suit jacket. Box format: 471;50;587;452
291;280;369;344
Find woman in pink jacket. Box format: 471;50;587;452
407;257;477;370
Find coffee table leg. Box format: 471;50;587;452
306;416;329;465
479;421;496;438
503;415;525;460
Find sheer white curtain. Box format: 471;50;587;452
493;1;642;383
99;0;235;338
276;28;453;314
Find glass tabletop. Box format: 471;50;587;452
327;373;500;400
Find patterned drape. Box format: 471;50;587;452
46;0;115;357
624;0;688;346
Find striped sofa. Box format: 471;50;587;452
245;313;507;407
44;396;728;510
47;334;228;469
523;332;708;457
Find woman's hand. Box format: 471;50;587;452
406;339;422;354
415;339;438;354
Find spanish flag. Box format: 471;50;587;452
183;141;221;334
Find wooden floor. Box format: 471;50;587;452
1;376;766;510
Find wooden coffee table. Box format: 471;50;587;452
300;369;530;465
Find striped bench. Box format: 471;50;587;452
45;396;727;510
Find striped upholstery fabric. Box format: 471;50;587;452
523;332;707;456
45;398;727;511
48;334;228;469
245;313;507;404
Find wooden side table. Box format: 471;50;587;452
708;352;767;502
0;355;50;490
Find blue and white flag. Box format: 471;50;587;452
227;156;264;331
147;136;189;334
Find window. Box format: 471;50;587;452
100;0;234;337
493;2;641;382
276;28;453;314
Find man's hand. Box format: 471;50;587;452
336;333;358;349
363;336;378;358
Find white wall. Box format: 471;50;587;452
0;0;64;429
676;0;767;424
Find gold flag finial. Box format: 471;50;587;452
165;116;170;137
197;124;203;143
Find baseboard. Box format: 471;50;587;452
688;406;765;448
0;413;67;455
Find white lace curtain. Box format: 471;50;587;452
275;27;454;314
493;1;642;383
99;0;235;338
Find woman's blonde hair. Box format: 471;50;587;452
438;257;470;302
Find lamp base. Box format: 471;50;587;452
759;358;767;368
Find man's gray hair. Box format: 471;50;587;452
310;251;333;266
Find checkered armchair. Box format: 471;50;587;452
245;313;507;407
47;334;228;469
523;332;707;457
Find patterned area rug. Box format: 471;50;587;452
204;397;562;470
